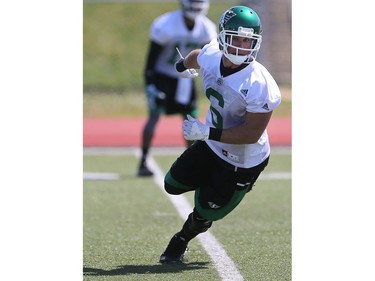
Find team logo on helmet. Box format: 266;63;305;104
219;9;236;27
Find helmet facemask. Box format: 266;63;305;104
217;6;263;65
218;27;262;65
181;0;209;20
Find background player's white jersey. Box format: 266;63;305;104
198;40;282;168
151;10;217;78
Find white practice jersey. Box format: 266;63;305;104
150;10;217;78
197;40;282;168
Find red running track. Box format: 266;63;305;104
83;116;291;147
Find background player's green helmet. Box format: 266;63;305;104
218;6;262;65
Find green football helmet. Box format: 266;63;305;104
218;6;262;65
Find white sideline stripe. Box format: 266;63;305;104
82;171;291;181
146;156;244;281
83;172;119;180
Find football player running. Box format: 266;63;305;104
159;6;282;263
137;0;217;177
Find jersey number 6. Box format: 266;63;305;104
206;88;224;129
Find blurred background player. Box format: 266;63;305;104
137;0;217;177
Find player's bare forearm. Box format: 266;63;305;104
184;49;201;69
219;111;273;144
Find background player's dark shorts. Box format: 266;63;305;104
154;72;197;116
165;141;269;221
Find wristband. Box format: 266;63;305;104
175;58;188;72
208;128;222;141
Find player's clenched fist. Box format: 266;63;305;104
179;68;199;79
183;115;210;141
